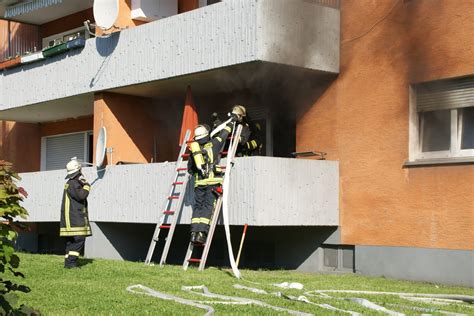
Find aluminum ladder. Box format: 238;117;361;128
144;129;191;266
182;124;243;271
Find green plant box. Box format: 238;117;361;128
42;43;68;57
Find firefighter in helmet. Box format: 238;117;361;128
231;105;263;157
188;120;235;244
60;158;92;268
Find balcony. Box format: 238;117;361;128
0;0;339;121
18;157;339;226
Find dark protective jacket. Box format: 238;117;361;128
59;177;91;237
238;120;262;156
188;123;233;187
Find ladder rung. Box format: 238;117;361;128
168;195;180;199
217;165;226;169
163;211;175;215
177;167;187;171
173;182;184;185
181;153;190;158
188;258;201;263
221;151;228;155
160;225;171;229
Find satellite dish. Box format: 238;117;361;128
95;127;107;167
93;0;119;30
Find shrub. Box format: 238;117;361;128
0;160;36;315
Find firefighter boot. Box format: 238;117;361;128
190;232;197;243
195;232;207;244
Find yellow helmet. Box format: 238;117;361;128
194;124;209;140
232;105;247;117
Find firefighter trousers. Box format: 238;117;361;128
191;184;219;234
64;236;86;268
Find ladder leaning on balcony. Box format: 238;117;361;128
182;124;243;272
144;129;191;266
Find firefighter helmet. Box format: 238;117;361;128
232;105;246;117
194;124;209;141
66;159;81;175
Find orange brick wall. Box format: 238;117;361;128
40;116;93;137
178;0;199;13
93;93;156;165
40;9;94;39
0;121;40;172
297;0;474;250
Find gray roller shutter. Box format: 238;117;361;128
416;77;474;112
45;133;85;171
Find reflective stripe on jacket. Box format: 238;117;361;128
60;178;92;237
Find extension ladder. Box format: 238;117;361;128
182;124;243;271
144;129;191;266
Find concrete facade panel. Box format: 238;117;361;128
0;0;339;110
18;157;339;226
356;245;474;288
257;0;339;73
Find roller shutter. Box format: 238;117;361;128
44;133;85;171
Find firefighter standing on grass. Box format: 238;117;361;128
60;159;92;269
188;119;235;244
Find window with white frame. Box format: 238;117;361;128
41;131;93;171
410;77;474;161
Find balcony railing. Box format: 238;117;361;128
314;0;340;9
0;19;40;61
19;157;339;226
0;0;340;113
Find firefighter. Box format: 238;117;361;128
231;105;263;157
188;120;234;244
60;159;92;269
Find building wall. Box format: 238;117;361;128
93;92;156;164
0;121;40;172
297;0;474;251
178;0;199;13
40;116;93;137
40;8;94;39
0;117;93;173
117;0;147;28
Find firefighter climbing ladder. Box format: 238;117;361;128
182;124;243;272
144;129;191;266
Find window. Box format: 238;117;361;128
41;131;93;171
322;245;354;272
410;77;474;161
42;26;89;49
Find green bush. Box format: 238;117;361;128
0;161;36;315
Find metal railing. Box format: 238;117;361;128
0;19;40;62
314;0;340;9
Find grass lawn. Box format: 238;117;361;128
10;253;474;315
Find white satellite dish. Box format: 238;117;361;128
95;127;107;167
93;0;119;30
